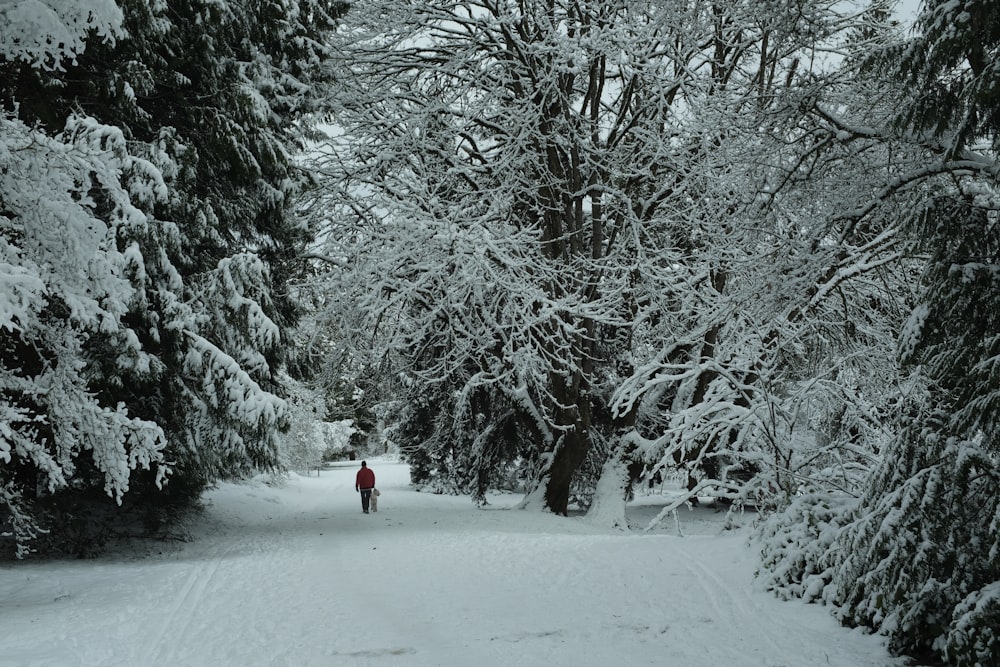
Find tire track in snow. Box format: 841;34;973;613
146;544;233;666
678;540;787;658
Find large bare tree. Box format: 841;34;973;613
305;0;905;517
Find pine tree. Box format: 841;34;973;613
813;2;1000;663
880;0;1000;156
0;5;167;556
0;0;344;556
829;197;1000;665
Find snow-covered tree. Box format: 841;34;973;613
759;2;1000;664
310;0;702;512
307;0;900;518
1;0;343;556
276;374;330;473
829;2;1000;657
78;0;343;493
0;80;166;556
0;0;123;69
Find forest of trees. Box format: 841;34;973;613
1;1;997;665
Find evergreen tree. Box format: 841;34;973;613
0;3;165;556
882;0;1000;157
830;3;1000;663
830;198;1000;666
0;0;344;556
759;2;1000;664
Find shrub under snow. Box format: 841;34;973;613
758;416;999;667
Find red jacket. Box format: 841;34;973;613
356;467;375;490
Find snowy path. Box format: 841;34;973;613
0;461;904;667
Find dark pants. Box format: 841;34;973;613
360;488;373;512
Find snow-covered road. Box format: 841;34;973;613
0;461;904;666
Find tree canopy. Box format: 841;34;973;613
0;0;344;557
305;0;914;520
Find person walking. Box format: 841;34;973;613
355;461;376;513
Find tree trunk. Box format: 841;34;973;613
585;452;630;529
542;368;593;515
543;424;590;515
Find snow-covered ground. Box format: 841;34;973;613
1;460;906;667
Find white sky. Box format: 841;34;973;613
894;0;922;24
